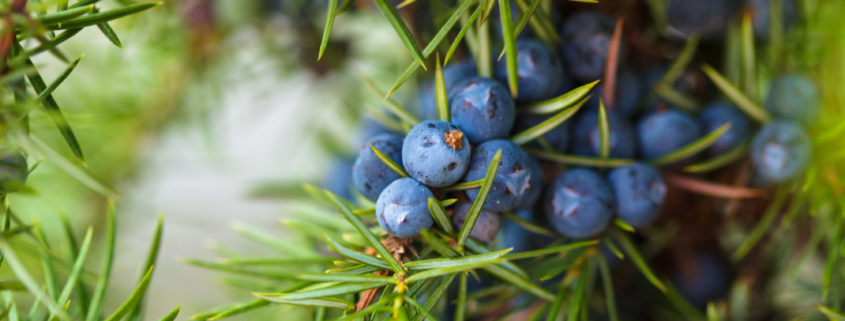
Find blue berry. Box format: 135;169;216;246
699;101;752;156
765;74;820;125
512;114;570;152
607;163;666;227
376;178;435;238
571;109;637;159
749;0;797;39
451;202;500;244
418;60;478;120
638;108;702;160
517;158;544;209
402;120;471;187
0;151;27;193
495;39;569;104
353;134;405;201
449;77;517;144
464;140;532;212
751;120;811;183
501;208;536;254
560;11;621;83
324;159;354;200
670;251;733;309
667;0;735;40
543;168;614;239
586;67;645;118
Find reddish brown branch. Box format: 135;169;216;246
602;17;624;108
664;173;768;199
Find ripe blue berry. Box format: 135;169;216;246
418;60;478;120
376;178;435;238
699;101;752;156
571;109;637;159
495;39;569;104
670;251;733;309
586;67;645;118
464;140;532;212
402;120;471;187
667;0;735;40
765;74;820;125
324;160;354;200
544;168;614;239
517;158;544;209
607;163;666;227
0;151;27;193
353;134;405;201
638;108;702;160
512;114;570;152
451;202;500;244
560;11;620;83
449;77;517;144
751;120;811;183
749;0;797;39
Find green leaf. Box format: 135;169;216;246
444;4;484;65
265;297;353;310
500;211;555;237
512;0;559;44
51;227;93;319
740;12;757;100
732;185;790;261
23;56;84;161
816;304;845;321
779;187;808;229
259;282;384;301
10;28;82;66
218;256;334;266
182;259;297;279
707;303;720;321
613;231;666;292
650;123;732;166
499;0;519;97
318;0;339;60
479;0;498;27
613;218;635;233
327;264;381;275
18;135;116;196
653;82;700;112
49;3;159;30
158;306;180;321
522;81;599;115
127;214;165;321
684;143;748;173
372;0;426;70
701;64;771;123
231;220;312;257
484;264;555;301
369;143;409;177
525;148;635;167
442;179;484;192
455;273;468;321
505;240;597;260
511;95;588;145
545;282;566;321
405;249;511;271
326;236;391;270
38;5;93;25
387;0;476;96
477;18;493;78
664;281;706;321
406;259;503;283
565;262;591;321
498;0;541;60
597;255;619;321
0;242;69;319
457;150;502;250
325;191;404;273
404;296;437;321
86;200;116;321
602;237;625;259
420;230;461;258
821;228;842;301
411;274;456;321
209;299;272;320
296;274;397;284
358;72;420;125
428;198;454;234
435;54;450;122
103;267;154;321
598;101;611;158
96;21;122;49
658;33;699;89
465;239;529;277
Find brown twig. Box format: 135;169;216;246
356;270;389;311
663;173;768;199
0;0;28;74
602;17;624;108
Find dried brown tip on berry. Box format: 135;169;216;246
444;130;464;150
